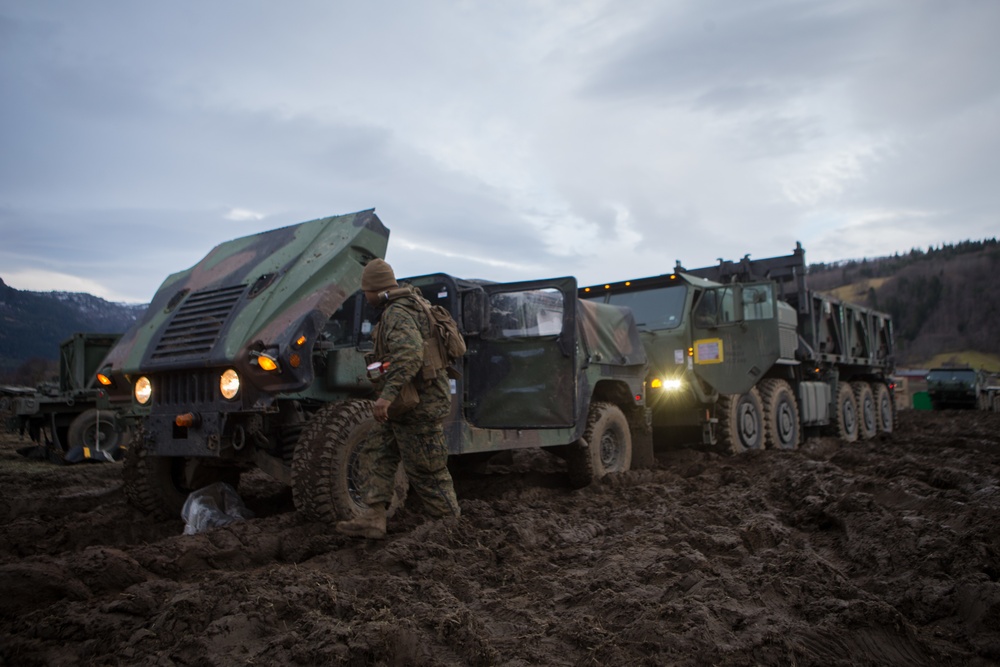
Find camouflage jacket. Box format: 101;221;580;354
372;285;450;421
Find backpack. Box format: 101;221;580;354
414;298;467;379
382;286;467;379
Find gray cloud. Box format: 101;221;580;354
1;0;997;302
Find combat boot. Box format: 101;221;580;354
335;505;387;539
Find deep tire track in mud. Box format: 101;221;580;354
1;410;998;666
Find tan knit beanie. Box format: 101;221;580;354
361;258;398;292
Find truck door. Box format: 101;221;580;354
466;277;579;429
691;282;782;395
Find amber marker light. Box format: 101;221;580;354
96;373;113;386
289;353;301;368
175;413;199;428
688;348;694;357
257;354;279;372
295;335;307;347
584;287;591;292
650;378;663;388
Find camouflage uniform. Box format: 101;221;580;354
362;285;460;518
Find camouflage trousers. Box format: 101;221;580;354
361;419;460;518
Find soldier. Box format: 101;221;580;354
336;259;461;539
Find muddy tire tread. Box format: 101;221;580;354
760;379;800;450
292;399;407;523
853;382;877;440
827;383;859;443
566;401;632;488
718;388;764;455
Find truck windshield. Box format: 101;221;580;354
927;369;977;383
587;285;687;331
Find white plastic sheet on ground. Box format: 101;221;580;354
181;482;255;535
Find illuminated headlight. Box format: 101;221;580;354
220;369;240;400
134;376;152;405
650;377;684;391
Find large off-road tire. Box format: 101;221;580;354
67;408;128;460
291;400;408;523
566;402;632;488
873;382;896;434
760;379;800;450
853;382;877;440
717;388;764;455
826;383;859;443
123;425;241;520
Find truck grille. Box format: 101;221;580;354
154;371;217;406
152;285;246;361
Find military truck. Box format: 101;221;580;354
926;367;983;410
581;243;895;452
13;333;128;462
98;210;649;521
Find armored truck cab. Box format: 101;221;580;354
100;211;648;521
926;367;981;410
582;243;895;453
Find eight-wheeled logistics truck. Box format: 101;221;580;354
581;243;895;452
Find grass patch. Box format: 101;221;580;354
821;277;890;305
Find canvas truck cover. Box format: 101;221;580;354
103;210;389;394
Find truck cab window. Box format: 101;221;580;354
695;286;738;326
323;296;360;347
693;290;718;327
742;284;774;321
488;288;564;338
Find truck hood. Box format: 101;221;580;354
103;210;389;392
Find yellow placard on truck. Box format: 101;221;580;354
694;338;724;364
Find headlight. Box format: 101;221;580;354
650;377;684;391
220;369;240;400
134;376;152;405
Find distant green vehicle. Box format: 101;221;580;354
926;367;981;410
99;210;649;521
13;333;128;462
582;243;896;453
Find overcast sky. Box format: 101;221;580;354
2;1;998;304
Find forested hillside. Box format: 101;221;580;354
0;278;145;383
807;239;1000;368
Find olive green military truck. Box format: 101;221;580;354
581;243;895;453
98;210;649;521
13;333;129;462
926;367;984;410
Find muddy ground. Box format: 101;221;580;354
1;410;998;667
